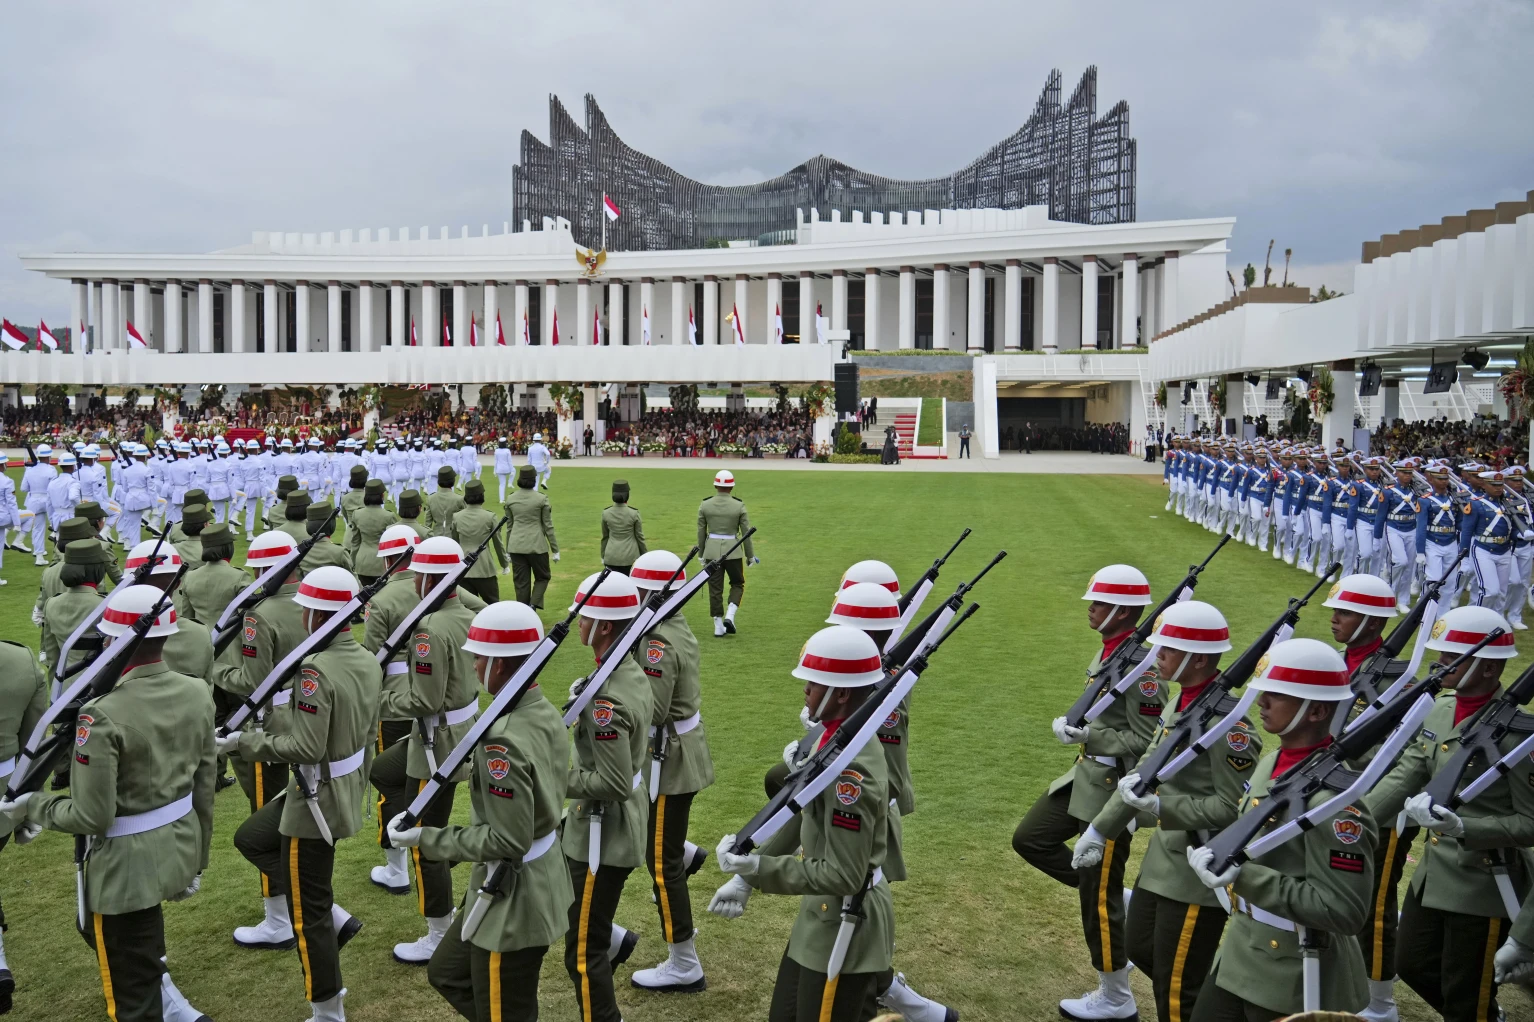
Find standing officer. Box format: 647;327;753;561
1012;564;1164;1022
400;601;572;1022
1348;457;1387;578
448;479;506;606
1462;469;1516;608
0;632;46;1013
2;583;215;1022
1329;457;1357;575
1285;447;1314;567
425;467;465;537
600;480;647;576
493;436;514;502
698;470;757;638
1301;450;1332;575
504;466;558;610
221;566;380;1022
344;480;397;589
19;443;56;563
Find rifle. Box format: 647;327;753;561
373;511;512;666
1421;657;1534;810
55;530;172;683
210;503;342;657
1065;534;1231;728
1129;563;1340;797
23;442;37;467
892;528;970;639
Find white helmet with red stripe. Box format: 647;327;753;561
245;530;298;568
838;560;901;598
1426;605;1518;660
294;566;359;611
1323;574;1398;618
377;523;420;561
124;539;181;575
462;601;544;657
571;571;643;621
96;583;179;638
826;581;901;630
714;470;735;488
1249;638;1354;701
792;626;885;688
630;550;686;590
1082;564;1152;606
411;536;464;575
1149;601;1232;654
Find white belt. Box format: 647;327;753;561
524;829;557;863
708;532;735;540
1234;895;1296;932
385;660;409;676
1086;755;1118;766
648;711;702;738
632;771;644;791
328;747;366;779
0;755;13;783
443;699;479;727
105;792;194;839
271;689;291;707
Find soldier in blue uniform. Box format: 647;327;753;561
1329;457;1357;576
1502;465;1534;630
1415;461;1463;608
1269;448;1292;561
1284;448;1313;567
1461;469;1517;608
1217;445;1243;539
1304;451;1335;576
1243;447;1273;551
1346;457;1387;579
1380;461;1422;613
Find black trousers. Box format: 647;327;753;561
427;910;548;1022
767;946;878;1022
509;552;551;609
648;791;696;943
369;741;458;917
0;831;8;931
707;557;746;617
1011;781;1132;972
1187;966;1281;1022
1397;883;1509;1022
234;798;290;897
377;717;413;755
603;563;632;576
959;438;970;458
234;811;342;1000
458;574;501;607
564;857;633;1022
1359;824;1417;982
1125;886;1227;1022
82;906;166;1022
764;760;791;798
357;573;380;590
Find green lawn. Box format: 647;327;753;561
916;398;944;447
1;466;1522;1021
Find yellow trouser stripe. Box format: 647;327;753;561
1097;838;1117;967
413;778;427;915
488;950;502;1022
818;974;840;1022
1371;827;1401;980
255;765;271;897
376;723;384;755
289;840;313;1001
654;794;675;943
1168;903;1200;1022
92;913;119;1022
576;868;597;1022
1479;917;1503;1022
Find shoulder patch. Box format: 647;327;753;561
414;632;431;659
1226;729;1252;753
835;769;864;806
483;744;511;781
299;668;320;698
1332;817;1364;845
591;699;615;730
1330;849;1365;873
243;615;257;644
76;712;95;746
881;708;901;731
1138;678;1160;699
646;640;665;666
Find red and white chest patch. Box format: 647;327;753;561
591;699;615;729
835;769;864;806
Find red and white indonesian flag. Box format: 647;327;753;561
815;302;830;344
469;314;478;347
551;308;560;345
730;304;745;346
79;319;88;352
410;317;418;346
641;304;651;345
0;319;27;350
688;306;698;346
496;311;507;346
602;193;621;222
37;320;59;351
593;312;602;346
442;315;451;346
521;310;530;346
774;303;783;344
125;321;148;349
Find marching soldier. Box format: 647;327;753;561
279;490;312;544
20;443;56;565
425;467;465;537
697;469;757;637
343;480;397;588
561;572;652;1021
45;452;83;554
338;465;368;529
1382;463;1421;613
1012;564;1164;1021
126;542;214;685
396;489;430;542
40;538;109;685
1463;470;1517;609
180;523;248;791
220;566;381;1022
32;517;99;629
504;466;558;610
173;503;211;566
165;488;208;548
1184;638;1376;1018
600;480;646;575
2;583;216;1022
0;635;46;1014
113;443;155;550
300;501;353;577
265;475;299;532
449;479;507;606
1366;605;1534;1022
1074;600;1258;1022
1417;462;1464;607
493;436;514;502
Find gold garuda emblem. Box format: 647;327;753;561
576;246;607;277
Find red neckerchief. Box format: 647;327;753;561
1344;636;1382;676
1274;737;1332;778
77;582;98;590
816;718;845;751
1454;688;1497;727
1175;679;1209;712
1101;629;1134;660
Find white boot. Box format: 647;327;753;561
331;903;362;948
233;895;296;950
370;847;410;894
878;971;957;1022
392;913;451;965
1356;977;1399;1022
713;617;726;638
308;987;346;1021
1058;967;1137;1021
608;923;639;966
159;960;210;1022
682;840;707;876
629;935;706;992
724;603;738;634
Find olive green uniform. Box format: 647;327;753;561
450;505;507;607
697;493;753;617
339;487;366;528
0;641;48;965
344;504;398;586
34;552;121;617
25;661;216;1022
299;535;351;578
424;689;574;1022
600;504;646;573
41;583;106;686
425;488;466;538
363;568;422;755
504;487;558;609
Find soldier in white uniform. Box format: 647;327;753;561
19;444;57;564
45;453;83;543
207;442;233;524
528;433;552;491
0;462;18;582
166;443;194;525
113;444;155;550
493;437;514;502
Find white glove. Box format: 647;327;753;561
552;552;560;563
215;730;243;755
169;872;201;902
0;791;34;821
715;834;759;877
798;705;814;731
569;677;587;702
500;565;511;575
747;556;761;567
1071;827;1106;870
1494;936;1534;985
13;820;43;845
31;607;43;627
1416;553;1427;566
708;875;753;919
783;740;801;770
1117;773;1160;815
387;811;424;848
1404;792;1465;837
1052;716;1089;745
1187;845;1242;889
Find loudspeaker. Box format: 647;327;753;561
1358;364;1382;397
834;362;860;416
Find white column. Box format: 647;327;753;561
703;277;719;344
638;278;653;344
543;281;558;345
514;281;530;345
1041;258;1059;353
967;262;984;352
576;279;591;345
482;282;498;347
767;273;783;343
1323;362;1357;447
671;277;686;345
1383;380;1401;424
422;282;439;347
295;281;311;352
88;281;103;352
1081;255;1099;350
198;279;214;353
1121;253;1139;347
453;281;468;347
734;274;749;342
932;264;950;349
1003;259;1021;351
1161;251;1180;329
1144;264;1160;337
898;266;915;349
164;280;183;353
265;281;280;354
607;279;623;345
102;281;119;349
69;280;86;353
134;279;151;343
799;273;815;344
327;281;343;353
831;270;848;331
360;282;375;352
231;281;247;353
865;269;881;350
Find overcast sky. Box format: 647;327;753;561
2;0;1530;324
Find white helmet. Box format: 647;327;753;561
215;442;230;455
462;601;545;657
124;539;182;575
571;571;643;621
35;443;52;457
245;530;298;568
97;584;179;638
532;432;544;442
839;560;900;596
57;453;76;467
714;470;735;488
1149;600;1232;654
411;536;464;575
295;566;359;611
630;550;686;590
1249;638;1353;701
1426;605;1518;660
280;438;295;449
82;444;100;458
792;626;885;687
377;523;420;561
1323;575;1398;618
826;581;901;630
1082;564;1152;606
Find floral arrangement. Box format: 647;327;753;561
1308;366;1335;416
801;382;834;419
1500;339;1534;420
1208;377;1227;418
1155;382;1167;409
